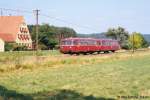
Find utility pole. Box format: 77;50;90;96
0;8;3;16
34;9;40;51
132;33;135;53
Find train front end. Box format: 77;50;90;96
60;38;74;54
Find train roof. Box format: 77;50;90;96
62;37;94;40
61;37;118;41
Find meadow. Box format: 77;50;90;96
0;50;150;100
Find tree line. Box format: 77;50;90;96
28;25;149;50
28;24;77;50
106;27;149;49
5;24;149;51
78;27;149;50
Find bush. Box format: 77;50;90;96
121;42;132;50
5;43;28;51
128;32;150;49
13;46;28;51
5;43;14;51
121;44;131;50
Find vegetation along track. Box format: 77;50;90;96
0;49;150;73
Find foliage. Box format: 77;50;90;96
28;24;77;50
5;43;14;51
5;43;28;51
129;32;149;49
13;45;28;51
120;41;132;50
106;27;129;49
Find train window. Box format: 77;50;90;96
106;42;109;46
102;41;110;46
97;41;101;45
79;40;88;45
110;41;113;46
61;40;72;45
73;41;78;45
87;40;97;45
108;41;111;46
102;41;106;46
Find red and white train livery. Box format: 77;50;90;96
60;38;120;54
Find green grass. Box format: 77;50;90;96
0;50;150;100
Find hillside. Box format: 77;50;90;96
143;34;150;43
77;33;150;44
77;33;108;39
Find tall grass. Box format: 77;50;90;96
0;50;150;72
0;50;150;99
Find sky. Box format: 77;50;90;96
0;0;150;34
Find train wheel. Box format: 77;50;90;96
89;52;94;54
97;51;101;54
76;53;80;56
83;52;87;55
104;51;109;53
70;53;74;55
111;50;115;53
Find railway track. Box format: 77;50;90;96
63;49;150;57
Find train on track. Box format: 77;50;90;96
60;38;120;54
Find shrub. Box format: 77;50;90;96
5;43;14;51
13;46;28;51
5;43;28;51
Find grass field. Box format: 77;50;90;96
0;50;150;100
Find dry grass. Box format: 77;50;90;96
0;50;150;100
0;50;150;72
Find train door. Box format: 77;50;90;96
107;40;112;50
101;40;106;51
77;39;88;53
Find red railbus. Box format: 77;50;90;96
60;38;120;54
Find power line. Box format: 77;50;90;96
0;8;3;16
33;9;40;51
0;8;33;14
40;13;100;32
0;8;100;33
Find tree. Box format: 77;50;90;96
106;27;129;49
28;24;77;50
129;32;149;49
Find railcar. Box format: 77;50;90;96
60;38;120;54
